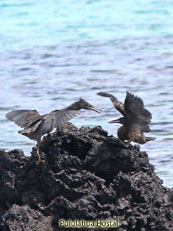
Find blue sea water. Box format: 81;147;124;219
0;0;173;187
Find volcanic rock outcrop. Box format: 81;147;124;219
0;123;173;231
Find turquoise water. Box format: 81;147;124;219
0;0;173;187
1;0;173;50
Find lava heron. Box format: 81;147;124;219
97;91;155;146
6;98;101;163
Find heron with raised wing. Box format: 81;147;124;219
6;98;101;163
97;91;155;146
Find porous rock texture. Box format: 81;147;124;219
0;123;173;231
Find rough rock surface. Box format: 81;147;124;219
0;123;173;231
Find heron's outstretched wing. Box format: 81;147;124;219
38;110;81;134
124;92;152;132
97;92;125;116
6;110;41;128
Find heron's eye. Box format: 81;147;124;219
88;104;90;107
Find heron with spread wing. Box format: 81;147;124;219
97;91;155;146
6;98;101;163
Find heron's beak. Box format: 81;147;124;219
90;106;102;114
108;119;121;124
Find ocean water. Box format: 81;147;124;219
0;0;173;187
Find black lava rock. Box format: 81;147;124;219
0;123;173;231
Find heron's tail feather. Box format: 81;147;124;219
18;129;36;141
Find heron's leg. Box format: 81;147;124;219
118;139;129;147
36;139;44;163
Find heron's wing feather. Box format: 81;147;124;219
23;117;42;129
6;110;41;128
97;92;125;116
124;92;152;132
124;92;152;119
38;110;80;135
129;121;150;133
28;119;43;132
52;110;80;128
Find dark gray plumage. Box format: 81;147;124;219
97;91;155;146
6;98;101;163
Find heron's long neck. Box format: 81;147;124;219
65;102;81;111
